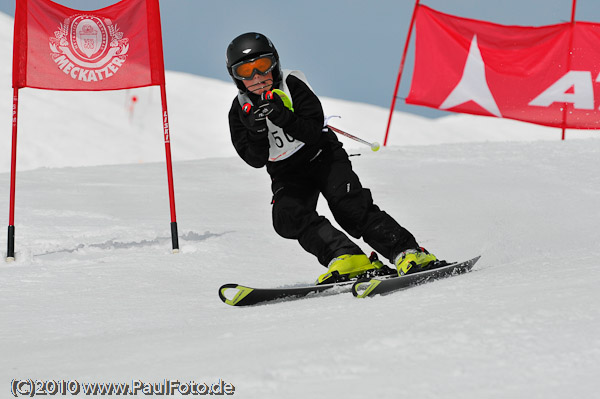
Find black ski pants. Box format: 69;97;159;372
271;147;418;266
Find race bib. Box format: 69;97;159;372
266;120;304;162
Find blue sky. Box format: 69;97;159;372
1;0;598;118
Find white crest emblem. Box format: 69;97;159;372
49;14;129;83
74;19;104;59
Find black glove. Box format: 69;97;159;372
239;102;268;140
260;91;292;127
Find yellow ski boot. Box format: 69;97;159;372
395;247;437;276
316;254;380;285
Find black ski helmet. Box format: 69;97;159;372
226;32;282;93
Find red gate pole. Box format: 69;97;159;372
383;0;420;147
7;88;19;261
562;0;577;141
160;84;179;253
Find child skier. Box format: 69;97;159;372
226;32;437;284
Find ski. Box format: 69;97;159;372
352;256;481;298
218;256;480;306
218;280;356;307
219;262;397;306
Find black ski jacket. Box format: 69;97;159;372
228;74;342;178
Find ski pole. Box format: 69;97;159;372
327;124;381;152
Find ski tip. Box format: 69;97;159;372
218;284;254;306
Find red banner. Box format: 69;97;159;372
13;0;165;91
406;5;600;129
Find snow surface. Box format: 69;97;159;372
1;10;600;399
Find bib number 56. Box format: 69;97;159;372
271;130;295;148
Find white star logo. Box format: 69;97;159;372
439;35;502;117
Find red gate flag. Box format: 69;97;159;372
13;0;165;90
8;0;179;260
406;5;600;129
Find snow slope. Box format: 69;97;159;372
2;139;600;399
1;10;600;399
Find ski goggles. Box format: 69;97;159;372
231;54;277;80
